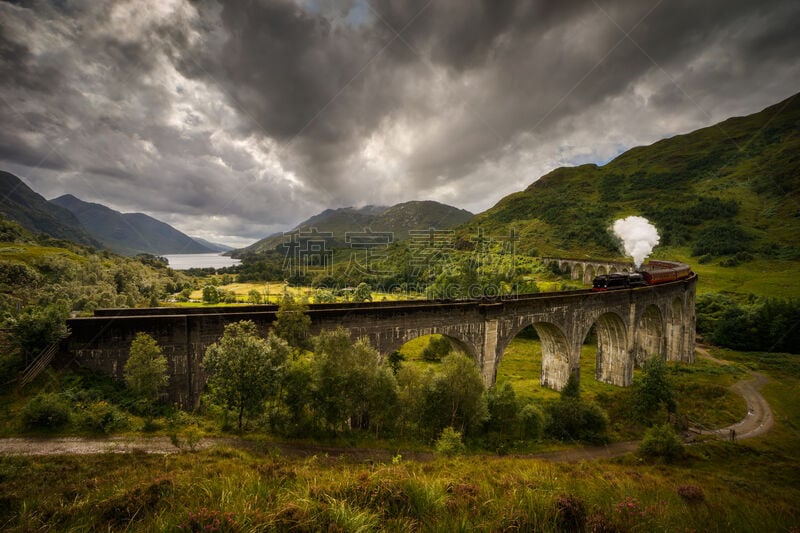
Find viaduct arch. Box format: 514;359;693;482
62;269;697;406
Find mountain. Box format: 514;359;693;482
236;201;474;255
50;194;215;256
0;171;100;247
464;92;800;261
191;237;234;253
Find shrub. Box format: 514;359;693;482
179;508;239;532
545;399;608;443
554;494;586;532
691;224;752;257
676;485;705;504
518;402;545;441
22;392;71;430
639;423;685;463
77;401;128;434
435;427;466;456
0;352;23;384
168;425;204;452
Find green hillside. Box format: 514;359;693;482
0;215;192;316
465;92;800;264
0;171;100;248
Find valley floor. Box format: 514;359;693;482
0;347;772;458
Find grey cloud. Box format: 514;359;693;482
0;0;799;245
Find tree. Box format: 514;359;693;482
247;289;263;304
421;335;452;362
352;282;372;303
632;356;676;424
560;372;581;400
124;333;169;413
486;382;519;441
272;294;311;353
10;301;70;361
203;320;289;431
421;352;487;437
545;372;608;443
639;423;685;462
310;328;397;434
202;285;220;304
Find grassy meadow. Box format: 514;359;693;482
1;345;798;531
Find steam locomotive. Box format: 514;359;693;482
592;260;692;291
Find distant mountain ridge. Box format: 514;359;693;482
237;200;474;255
0;171;100;247
50;194;215;256
191;237;234;253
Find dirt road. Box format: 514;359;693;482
693;345;774;440
0;347;773;459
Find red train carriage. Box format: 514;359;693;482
592;260;691;291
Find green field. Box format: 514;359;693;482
0;345;797;531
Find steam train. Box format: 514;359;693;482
592;260;692;291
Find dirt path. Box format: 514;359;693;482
693;345;774;440
0;347;773;459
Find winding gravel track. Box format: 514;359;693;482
694;345;774;440
0;346;773;459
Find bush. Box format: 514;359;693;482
639;423;685;463
435;426;466;456
76;401;128;434
545;399;608;443
518;402;545;441
179;508;239;532
691;224;752;257
0;352;23;384
676;485;705;504
22;392;71;430
554;494;586;532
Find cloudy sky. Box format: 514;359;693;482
1;0;799;247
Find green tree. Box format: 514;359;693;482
203;320;289;431
421;352;487;437
247;289;263;304
435;426;466;456
486;382;519;441
124;333;169;410
633;356;676;424
272;294;311;353
560;372;581;400
352;282;372;303
202;285;220;304
545;399;608;443
545;373;608;443
639;423;685;462
421;335;452;362
310;328;397;433
10;301;70;361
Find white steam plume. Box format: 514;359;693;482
612;216;660;268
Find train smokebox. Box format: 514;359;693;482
612;216;660;268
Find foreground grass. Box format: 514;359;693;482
1;437;798;531
1;348;798;530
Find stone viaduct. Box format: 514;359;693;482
60;263;696;407
542;257;637;286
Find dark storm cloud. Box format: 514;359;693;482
0;0;799;245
